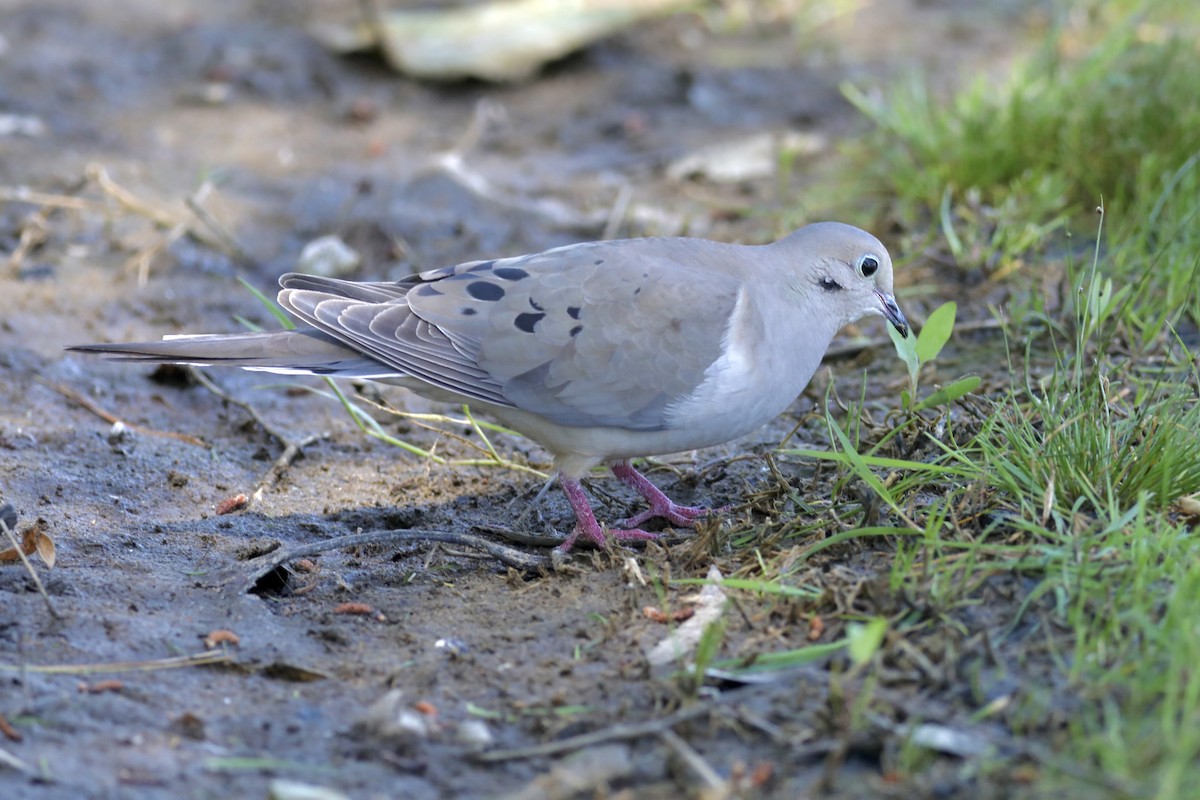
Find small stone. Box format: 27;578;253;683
296;235;361;278
455;719;493;749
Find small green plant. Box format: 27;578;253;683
888;300;980;413
839;2;1200;333
846;617;888;666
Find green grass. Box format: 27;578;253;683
839;0;1200;331
731;1;1200;796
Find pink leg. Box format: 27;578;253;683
609;461;716;528
556;474;660;553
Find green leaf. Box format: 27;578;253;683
710;640;847;676
939;186;965;260
912;375;981;412
693;618;726;675
238;276;295;330
847;617;888;665
916;301;957;364
889;323;920;386
827;415;899;513
782;449;976;478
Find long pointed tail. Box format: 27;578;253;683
67;329;393;378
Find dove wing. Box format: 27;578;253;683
278;239;744;431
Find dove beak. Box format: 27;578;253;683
877;291;909;337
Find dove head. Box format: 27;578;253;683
775;221;908;337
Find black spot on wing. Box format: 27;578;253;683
493;267;528;281
461;307;477;316
514;312;545;333
528;297;544;312
567;306;581;319
467;281;505;301
569;325;582;337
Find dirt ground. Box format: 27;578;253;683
2;2;1043;798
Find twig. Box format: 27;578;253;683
474;702;713;762
185;189;255;265
39;378;208;447
0;186;104;212
129;213;191;287
660;729;727;790
188;369;330;503
252;433;327;503
4;206;48;274
190;369;298;448
602;183;634;241
0;650;232;674
86;163;237;271
87;163;181;228
210;528;553;592
476;523;564;548
128;180;217;286
0;515;58;619
425;100;606;233
0;745;36;776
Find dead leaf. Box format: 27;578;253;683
78;679;124;694
642;606;695;623
0;712;22;742
646;564;727;667
0;519;56;568
1175;495;1200;519
334;602;375;615
216;494;249;515
203;629;241;649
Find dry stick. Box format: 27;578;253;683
187;369;331;502
86;163;231;257
4;206;48;274
210;529;552;593
601;183;634;241
130;213;190;287
0;650;232;675
87;163;180;228
3;173;90;275
475;523;563;549
252;433;326;503
474;702;713;762
39;379;208;447
185;191;255;265
0;516;58;619
128;180;219;286
0;186;104;212
660;729;726;790
0;745;35;776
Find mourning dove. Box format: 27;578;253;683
69;222;908;551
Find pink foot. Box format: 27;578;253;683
609;461;718;528
555;474;662;553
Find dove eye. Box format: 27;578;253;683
858;255;879;278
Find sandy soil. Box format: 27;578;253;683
1;2;1041;797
